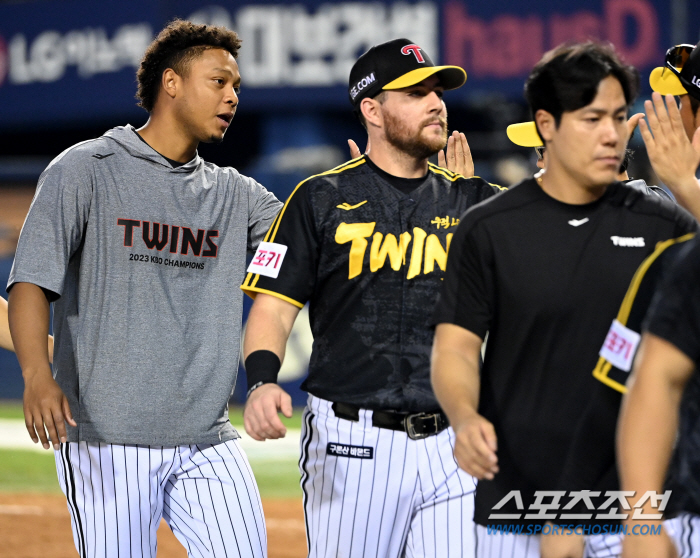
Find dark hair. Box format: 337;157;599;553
525;42;639;135
619;148;634;174
690;94;700;117
136;19;242;112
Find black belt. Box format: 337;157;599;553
331;402;449;440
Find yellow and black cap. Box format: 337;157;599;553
649;42;700;101
348;38;466;110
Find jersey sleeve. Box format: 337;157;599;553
592;234;696;393
432;216;494;338
240;181;320;308
244;175;283;252
7;153;93;298
645;238;700;365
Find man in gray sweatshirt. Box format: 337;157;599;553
7;19;281;558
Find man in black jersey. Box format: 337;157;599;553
431;42;697;558
616;41;700;558
638;41;700;221
240;38;502;558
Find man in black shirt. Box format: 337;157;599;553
241;39;501;558
618;41;700;558
432;42;696;558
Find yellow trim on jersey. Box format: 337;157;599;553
238;285;305;308
428;165;465;182
428;162;458;177
592;232;696;393
427;163;506;191
242;157;367;293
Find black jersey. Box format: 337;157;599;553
241;156;502;412
556;234;695;518
645;237;700;518
433;177;697;526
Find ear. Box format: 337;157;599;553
360;97;383;129
162;68;179;100
534;109;556;143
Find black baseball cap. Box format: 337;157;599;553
348;38;466;110
649;41;700;102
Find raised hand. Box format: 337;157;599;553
638;93;700;218
438;130;474;177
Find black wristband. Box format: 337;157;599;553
245;350;281;394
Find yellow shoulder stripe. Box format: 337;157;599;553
592;232;696;393
428;166;465;182
243;157;366;290
428;162;456;176
239;285;305;308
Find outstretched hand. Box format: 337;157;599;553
347;130;474;177
627;112;644;138
438;130;474;177
638;93;700;213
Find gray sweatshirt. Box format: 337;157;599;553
8;125;282;445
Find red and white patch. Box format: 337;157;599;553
599;319;641;372
247;241;287;279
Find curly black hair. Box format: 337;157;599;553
136;19;242;112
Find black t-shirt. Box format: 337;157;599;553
555;234;695;520
242;156;502;412
645;237;700;517
433;177;697;526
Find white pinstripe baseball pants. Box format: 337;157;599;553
665;513;700;557
55;439;266;558
299;395;477;558
474;525;622;558
473;513;700;557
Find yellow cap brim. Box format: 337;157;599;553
383;66;467;91
649;67;688;95
506;122;543;147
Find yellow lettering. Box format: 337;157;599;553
423;233;453;274
370;232;411;272
406;227;427;279
335;222;376;279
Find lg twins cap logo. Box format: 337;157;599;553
401;44;425;63
692;75;700;90
350;72;376;100
248;241;288;279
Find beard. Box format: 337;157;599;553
384;110;448;160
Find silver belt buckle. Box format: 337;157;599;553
403;413;438;440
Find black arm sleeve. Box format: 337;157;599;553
645;238;700;365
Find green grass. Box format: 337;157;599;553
0;401;305;429
0;402;303;498
0;400;24;420
0;449;63;493
251;458;302;499
0;448;300;498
